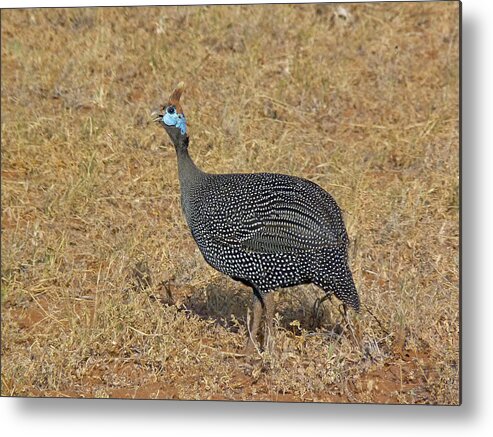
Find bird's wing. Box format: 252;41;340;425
199;174;348;254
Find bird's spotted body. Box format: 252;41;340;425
152;83;359;352
184;172;359;311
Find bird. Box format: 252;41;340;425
151;82;359;353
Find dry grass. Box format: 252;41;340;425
1;3;459;404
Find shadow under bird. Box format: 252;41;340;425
152;83;359;353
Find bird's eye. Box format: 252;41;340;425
167;106;175;114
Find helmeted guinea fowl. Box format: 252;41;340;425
152;83;359;352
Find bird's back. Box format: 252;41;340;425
189;173;346;248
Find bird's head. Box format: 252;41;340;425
151;82;188;149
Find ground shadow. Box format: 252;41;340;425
178;277;347;337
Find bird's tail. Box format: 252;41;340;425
333;269;360;312
315;265;360;312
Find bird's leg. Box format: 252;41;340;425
263;292;275;352
244;291;263;354
311;294;331;329
337;303;348;323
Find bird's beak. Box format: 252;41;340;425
151;107;163;122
